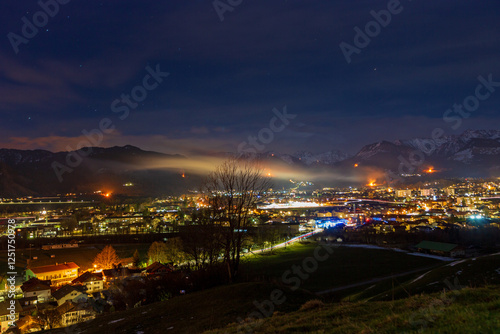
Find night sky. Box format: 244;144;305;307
1;0;500;156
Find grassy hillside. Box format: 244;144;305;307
39;246;500;334
333;253;500;302
208;285;500;334
239;242;441;292
45;283;500;334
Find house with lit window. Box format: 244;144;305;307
21;278;51;302
72;272;104;293
52;285;87;306
25;262;79;287
0;300;22;333
56;301;96;327
101;267;142;285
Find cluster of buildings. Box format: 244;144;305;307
0;180;499;332
2;180;499;246
0;260;175;333
262;180;500;227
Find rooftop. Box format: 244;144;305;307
29;262;79;274
415;240;459;252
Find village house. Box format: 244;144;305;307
13;314;41;333
52;285;87;306
102;267;142;286
25;263;80;287
415;240;466;258
21;278;51;303
0;300;22;333
117;257;135;268
72;272;104;294
142;262;173;277
56;301;96;327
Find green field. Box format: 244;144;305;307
239;242;442;292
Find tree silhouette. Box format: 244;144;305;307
181;209;224;269
37;308;61;330
202;158;271;281
164;237;187;265
132;249;140;267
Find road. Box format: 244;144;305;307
243;229;323;256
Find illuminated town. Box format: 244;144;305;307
2;178;500;241
1;168;500;333
2;0;500;332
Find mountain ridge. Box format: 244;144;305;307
1;130;500;196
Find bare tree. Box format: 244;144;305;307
202;158;271;281
37;308;62;330
93;245;120;269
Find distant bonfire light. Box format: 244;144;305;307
425;167;437;174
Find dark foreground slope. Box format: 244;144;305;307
43;283;500;334
44;282;315;334
209;285;500;334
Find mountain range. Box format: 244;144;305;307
344;129;500;175
0;130;499;196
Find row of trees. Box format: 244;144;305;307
182;159;271;281
93;238;189;270
93;159;271;281
147;238;186;265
